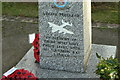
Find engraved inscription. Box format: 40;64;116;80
42;35;82;57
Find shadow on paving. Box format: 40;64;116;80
2;20;119;74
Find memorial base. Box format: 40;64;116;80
16;44;116;78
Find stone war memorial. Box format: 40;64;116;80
13;0;117;78
39;0;91;72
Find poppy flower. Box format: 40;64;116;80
33;49;39;53
34;52;40;63
33;44;40;50
32;40;40;47
35;33;40;38
32;36;40;45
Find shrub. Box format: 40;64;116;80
95;53;120;80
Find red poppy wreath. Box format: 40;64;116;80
1;69;38;80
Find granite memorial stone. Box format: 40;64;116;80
39;0;91;72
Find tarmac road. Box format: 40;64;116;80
2;20;39;73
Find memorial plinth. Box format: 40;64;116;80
39;0;91;72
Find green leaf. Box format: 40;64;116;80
96;53;101;59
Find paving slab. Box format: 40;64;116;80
16;44;116;78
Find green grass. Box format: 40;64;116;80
92;10;119;24
2;2;38;17
92;2;119;24
2;2;120;24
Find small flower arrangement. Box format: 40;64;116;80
95;53;120;80
32;33;40;63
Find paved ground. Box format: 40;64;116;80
1;15;119;75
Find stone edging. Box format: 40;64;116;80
2;15;38;24
92;22;119;29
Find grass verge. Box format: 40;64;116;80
2;2;38;18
